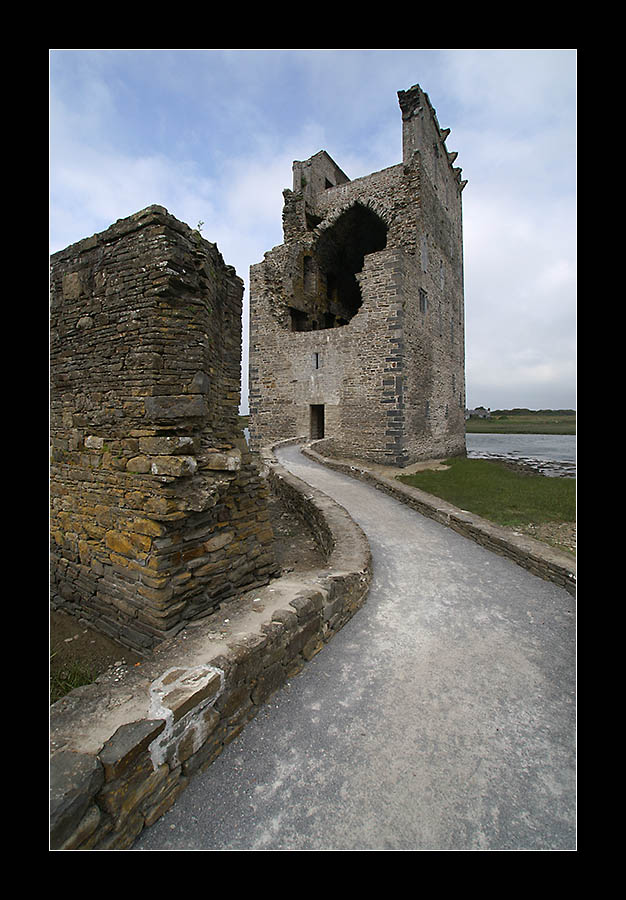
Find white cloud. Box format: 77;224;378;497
50;49;576;411
462;176;576;411
50;89;218;253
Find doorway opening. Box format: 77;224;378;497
310;404;325;439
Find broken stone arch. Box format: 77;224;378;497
315;194;392;234
288;201;389;332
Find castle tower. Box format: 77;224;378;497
248;84;468;466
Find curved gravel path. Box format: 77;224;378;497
134;444;576;851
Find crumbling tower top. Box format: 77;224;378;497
292;150;351;206
398;83;467;191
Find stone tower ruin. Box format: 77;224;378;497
50;206;279;651
248;83;468;466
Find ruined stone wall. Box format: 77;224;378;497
50;206;279;651
249;83;467;466
250;247;409;465
50;438;373;850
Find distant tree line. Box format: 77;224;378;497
491;409;576;416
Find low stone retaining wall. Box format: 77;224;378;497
302;442;576;597
50;441;372;850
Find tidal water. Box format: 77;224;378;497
465;433;576;478
244;429;576;477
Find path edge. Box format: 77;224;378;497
301;441;576;598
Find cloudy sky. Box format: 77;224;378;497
50;49;576;413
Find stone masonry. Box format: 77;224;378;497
50;205;279;651
248;84;468;467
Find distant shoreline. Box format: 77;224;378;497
240;412;576;437
465;411;575;436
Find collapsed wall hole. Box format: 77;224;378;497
289;203;388;332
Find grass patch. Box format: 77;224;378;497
50;652;99;704
465;413;575;434
397;457;575;529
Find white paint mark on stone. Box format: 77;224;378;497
148;664;224;768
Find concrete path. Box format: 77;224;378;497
134;444;576;851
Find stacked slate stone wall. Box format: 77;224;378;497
50;439;373;850
50;206;279;651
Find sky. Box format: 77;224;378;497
50;49;577;413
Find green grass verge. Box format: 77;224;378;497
50;655;99;704
465;413;575;434
397;457;575;528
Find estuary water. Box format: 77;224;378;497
245;429;576;477
465;433;576;478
